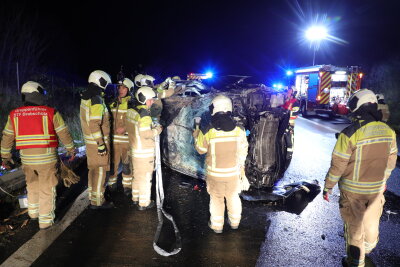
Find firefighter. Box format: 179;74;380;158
376;93;390;122
125;86;162;210
80;70;113;209
323;89;397;267
108;78;134;195
282;86;300;127
1;81;75;229
193;95;249;233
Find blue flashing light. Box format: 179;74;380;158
205;72;213;79
273;84;277;88
286;70;293;76
277;83;283;89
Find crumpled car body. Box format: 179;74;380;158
160;78;294;188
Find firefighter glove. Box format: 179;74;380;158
152;124;163;136
97;144;107;156
1;158;14;170
193;129;200;138
323;187;332;202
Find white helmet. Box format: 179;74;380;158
134;74;145;87
376;93;384;101
119;78;134;91
88;70;111;89
135;86;157;104
21;81;45;94
210;95;233;116
348;89;377;112
140;75;155;87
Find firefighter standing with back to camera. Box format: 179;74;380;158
80;70;114;209
108;78;134;195
323;89;397;267
193;95;249;233
126;86;162;210
1;82;75;229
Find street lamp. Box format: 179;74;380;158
305;26;328;66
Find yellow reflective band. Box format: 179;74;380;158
1;147;12;153
333;150;351;159
92;131;102;139
89;116;102;120
3;128;14;135
16;134;54;140
55;124;67;133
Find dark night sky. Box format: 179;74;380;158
2;0;400;83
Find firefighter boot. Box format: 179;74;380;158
137;200;155;211
208;221;223;234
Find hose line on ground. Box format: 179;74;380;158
153;135;182;256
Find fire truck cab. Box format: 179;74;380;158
294;65;362;118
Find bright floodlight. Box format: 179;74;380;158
286;70;293;76
306;26;328;41
205;72;213;79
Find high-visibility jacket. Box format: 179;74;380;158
282;98;300;125
194;125;248;180
325;120;397;196
1;106;74;165
126;105;161;159
80;95;110;147
9;106;58;149
110;96;130;144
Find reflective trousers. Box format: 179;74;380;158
108;143;132;188
23;163;57;229
132;157;154;207
340;191;385;267
206;177;242;231
88;167;107;206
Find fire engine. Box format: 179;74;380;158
294;65;363;117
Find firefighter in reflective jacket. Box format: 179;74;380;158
126;86;162;210
323;89;397;267
193;95;249;233
1;82;75;229
108;78;133;195
282;86;300;127
80;70;113;209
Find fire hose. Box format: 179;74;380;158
153;135;182;256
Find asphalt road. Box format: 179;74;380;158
2;115;399;267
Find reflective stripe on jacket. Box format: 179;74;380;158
1;107;74;165
110;96;130;144
325;120;397;195
80;96;110;147
10;106;58;149
194;125;248;179
126;105;159;158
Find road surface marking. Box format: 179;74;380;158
297;117;338;133
0;190;89;267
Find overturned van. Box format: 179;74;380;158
160;77;294;188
